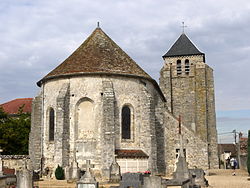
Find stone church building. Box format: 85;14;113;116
29;26;218;179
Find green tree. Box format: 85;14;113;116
0;107;31;155
0;107;8;123
247;130;250;175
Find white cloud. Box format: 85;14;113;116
0;0;250;113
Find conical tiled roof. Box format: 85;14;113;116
163;33;204;58
37;27;152;86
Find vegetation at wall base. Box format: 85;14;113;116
55;165;65;180
247;130;250;176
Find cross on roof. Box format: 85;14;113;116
181;22;187;33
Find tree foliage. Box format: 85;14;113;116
247;130;250;175
0;106;31;155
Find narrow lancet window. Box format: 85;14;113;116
185;59;190;74
122;106;131;139
177;60;182;75
49;108;55;141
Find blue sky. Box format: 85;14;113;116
217;110;250;143
0;0;249;142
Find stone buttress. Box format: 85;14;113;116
29;92;43;171
54;83;70;167
101;81;116;179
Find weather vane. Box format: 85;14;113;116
181;22;187;33
97;21;100;28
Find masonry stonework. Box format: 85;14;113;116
160;33;219;170
29;28;218;180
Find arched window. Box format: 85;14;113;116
122;106;131;139
49;108;55;141
176;60;182;75
185;59;190;74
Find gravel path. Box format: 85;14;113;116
205;169;250;188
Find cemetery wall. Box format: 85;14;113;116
1;155;29;171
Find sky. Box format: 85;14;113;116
0;0;249;142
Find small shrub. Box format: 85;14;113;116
55;165;65;180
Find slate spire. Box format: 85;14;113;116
163;33;204;58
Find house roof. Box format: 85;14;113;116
37;27;152;86
37;27;167;102
115;149;149;158
0;98;32;114
163;33;204;58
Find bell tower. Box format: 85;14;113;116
160;33;218;169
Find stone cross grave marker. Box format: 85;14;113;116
77;160;98;188
82;160;94;172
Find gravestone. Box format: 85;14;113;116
0;149;3;176
173;135;189;180
72;158;80;180
65;157;80;180
64;165;71;180
189;169;207;187
109;159;121;183
173;152;189;180
143;176;162;188
164;178;190;188
77;160;98;188
16;161;33;188
169;133;190;188
0;157;3;176
119;173;143;188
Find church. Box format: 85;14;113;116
29;26;218;180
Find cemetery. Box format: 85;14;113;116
0;146;210;188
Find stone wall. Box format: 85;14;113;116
29;93;43;171
205;65;219;169
239;154;248;171
33;74;164;178
1;155;29;171
54;83;70;167
160;55;218;169
164;110;209;175
101;80;115;179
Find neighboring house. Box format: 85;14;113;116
218;144;237;169
0;98;32;116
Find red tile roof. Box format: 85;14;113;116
115;149;149;158
0;98;32;114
